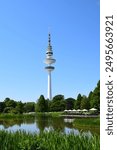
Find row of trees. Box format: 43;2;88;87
36;80;100;112
0;99;35;114
0;81;100;113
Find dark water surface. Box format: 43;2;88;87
0;116;99;135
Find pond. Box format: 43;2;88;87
0;116;99;135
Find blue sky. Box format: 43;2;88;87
0;0;100;102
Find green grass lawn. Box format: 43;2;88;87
73;117;100;127
73;117;100;135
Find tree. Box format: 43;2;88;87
50;95;65;112
23;102;35;113
65;98;75;110
35;95;47;112
88;91;93;109
3;107;13;113
4;98;17;108
0;102;5;113
3;98;21;113
89;80;100;110
15;101;24;114
80;95;89;110
74;94;82;109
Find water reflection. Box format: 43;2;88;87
64;118;74;123
36;117;69;132
0;119;23;129
0;117;99;135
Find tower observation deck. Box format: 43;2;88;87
44;33;56;100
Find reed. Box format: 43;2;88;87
0;130;99;150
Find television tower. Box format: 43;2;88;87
44;33;56;100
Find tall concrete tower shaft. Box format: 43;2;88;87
44;33;56;100
48;71;51;100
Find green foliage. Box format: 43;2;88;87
74;94;82;109
0;98;36;114
23;102;35;113
80;95;90;110
1;98;24;114
35;95;48;112
4;98;17;108
65;98;75;110
0;130;100;150
0;102;5;112
49;95;65;111
88;81;100;110
0;80;100;113
15;101;24;114
3;107;14;113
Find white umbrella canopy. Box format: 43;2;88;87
68;109;72;111
89;108;97;111
82;109;88;112
72;109;76;111
77;109;81;112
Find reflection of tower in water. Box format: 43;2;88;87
44;33;56;100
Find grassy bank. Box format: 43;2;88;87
72;117;100;135
36;112;63;117
73;117;100;127
0;130;99;150
0;112;63;119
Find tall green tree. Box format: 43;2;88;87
89;80;100;110
0;102;5;113
74;94;82;109
35;95;47;112
80;95;89;110
88;91;93;109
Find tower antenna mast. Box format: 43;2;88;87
44;33;56;100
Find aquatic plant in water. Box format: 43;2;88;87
0;130;99;150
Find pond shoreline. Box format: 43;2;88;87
0;112;100;136
0;112;100;119
61;114;99;118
